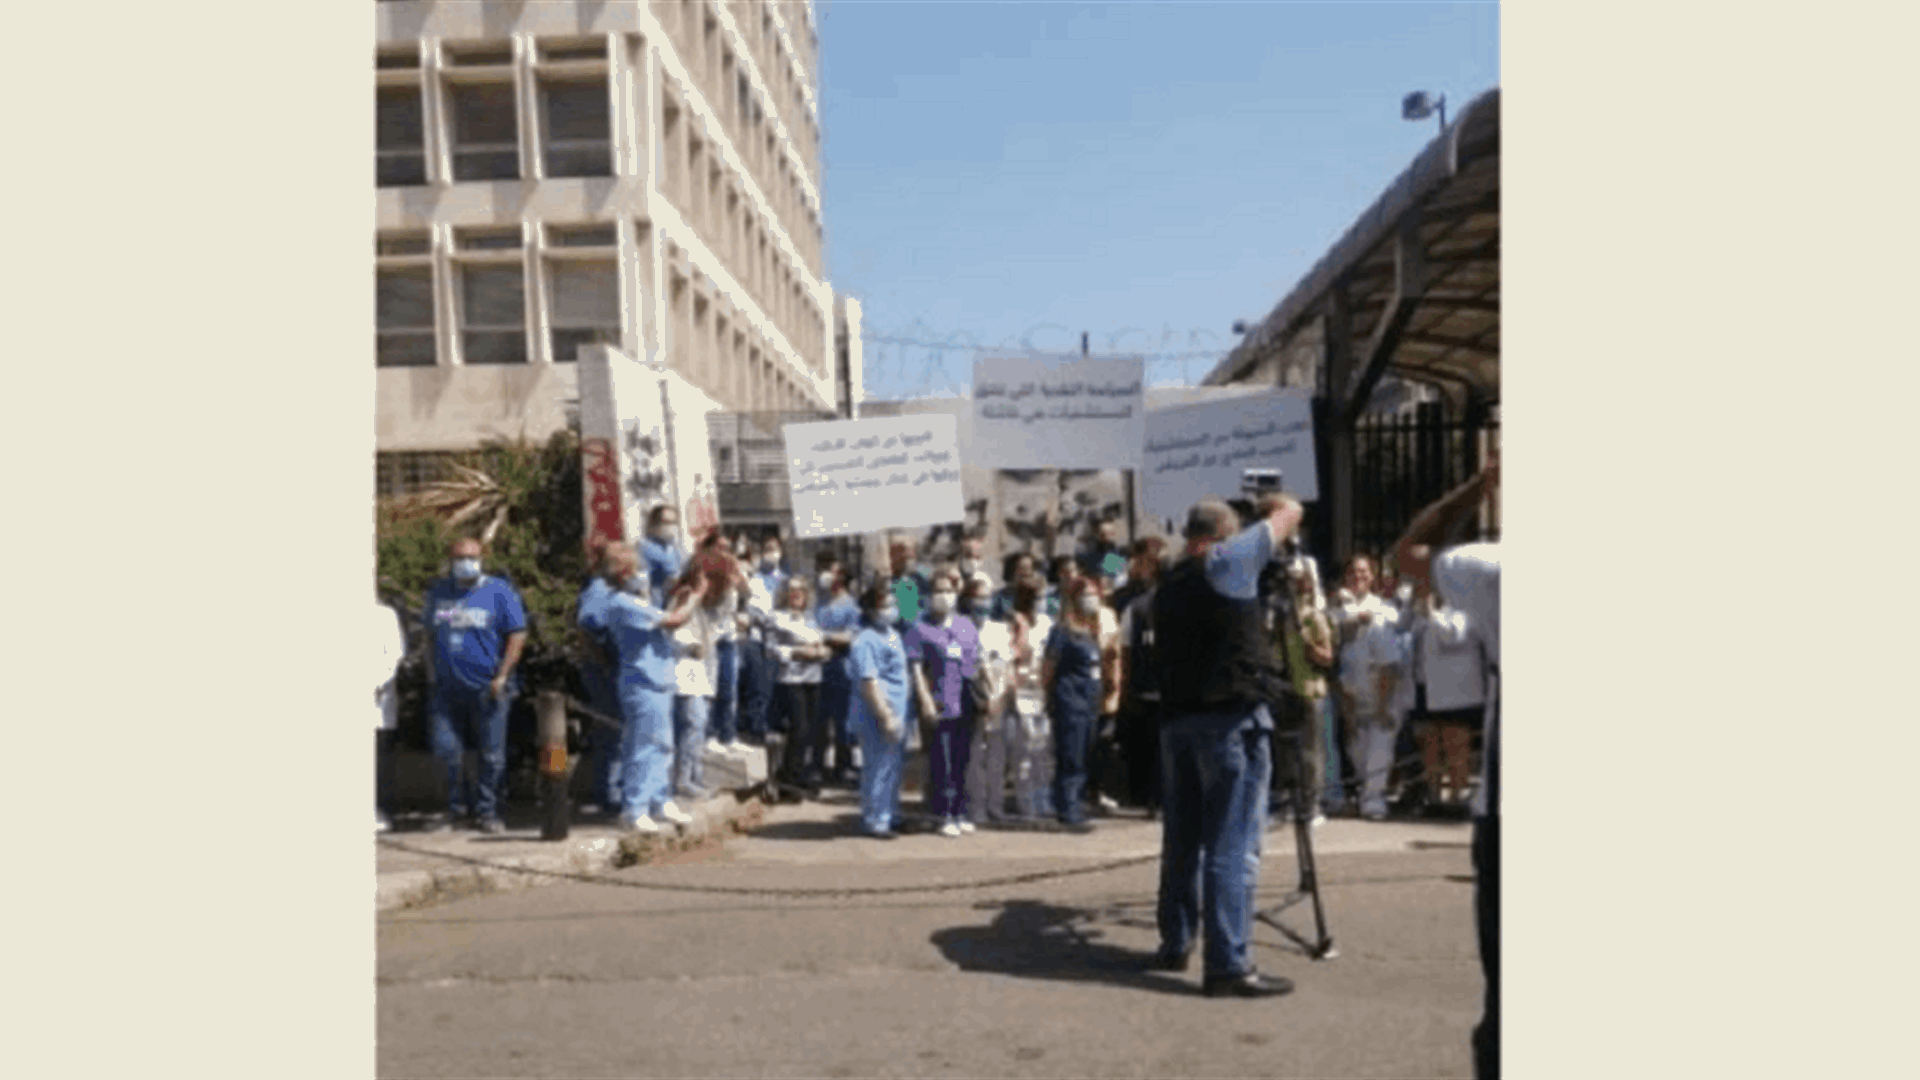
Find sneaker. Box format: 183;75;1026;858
425;813;459;833
938;820;963;838
1310;813;1327;828
376;815;391;834
1096;794;1121;815
726;740;751;755
477;817;506;835
705;738;727;755
619;814;661;835
1201;971;1296;999
957;820;977;834
658;801;693;826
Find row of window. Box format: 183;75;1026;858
376;228;619;368
377;67;613;188
656;0;821;183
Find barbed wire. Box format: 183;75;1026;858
856;319;1238;399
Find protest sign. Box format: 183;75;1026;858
970;355;1146;469
783;414;966;538
1140;389;1318;521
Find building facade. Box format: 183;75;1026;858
375;1;836;496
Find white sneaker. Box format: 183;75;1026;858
1310;813;1327;828
620;814;661;835
938;820;963;838
658;801;693;826
705;738;727;754
725;740;751;755
957;820;977;835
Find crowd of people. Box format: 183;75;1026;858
376;499;1491;842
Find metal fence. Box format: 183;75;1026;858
1350;402;1499;562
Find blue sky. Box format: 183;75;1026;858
815;1;1499;396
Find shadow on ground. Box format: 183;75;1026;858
931;898;1198;997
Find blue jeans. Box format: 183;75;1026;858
851;708;906;833
1051;699;1096;824
672;695;712;796
820;660;855;773
710;638;740;744
582;665;623;808
427;682;513;821
1157;704;1273;979
618;681;674;817
739;638;774;739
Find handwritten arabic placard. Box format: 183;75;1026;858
970;355;1147;469
782;414;967;538
1140;389;1319;521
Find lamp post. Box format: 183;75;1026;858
1401;91;1446;135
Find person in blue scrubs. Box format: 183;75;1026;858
847;579;912;838
814;561;864;786
640;505;687;597
421;537;528;833
1043;577;1109;829
600;544;703;833
573;541;624;816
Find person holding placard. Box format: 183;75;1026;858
813;558;863;788
848;579;913;838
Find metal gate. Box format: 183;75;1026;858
1349;400;1499;564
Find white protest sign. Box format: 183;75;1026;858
1141;389;1319;521
783;414;966;538
970;355;1146;469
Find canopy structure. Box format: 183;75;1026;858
1205;88;1499;419
1203;88;1499;561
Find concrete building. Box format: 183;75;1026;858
374;1;837;497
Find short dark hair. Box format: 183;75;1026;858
1001;551;1032;583
858;578;893;617
1183;498;1238;541
646;504;678;528
1129;536;1166;560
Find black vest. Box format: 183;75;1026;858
1152;555;1287;715
1122;589;1159;701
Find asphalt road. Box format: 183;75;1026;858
378;799;1483;1079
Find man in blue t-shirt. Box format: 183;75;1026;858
421;537;529;833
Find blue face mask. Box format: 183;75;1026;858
452;558;481;582
877;605;900;626
622;574;650;600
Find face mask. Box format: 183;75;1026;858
761;551;781;569
622;574;650;600
1076;594;1101;616
877;605;899;626
651;526;678;543
818;572;836;592
966;598;991;617
452;558;481;582
929;591;956;617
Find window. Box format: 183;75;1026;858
448;81;519;181
541;77;612;178
548;223;617;247
460;264;527;364
376;267;437;367
376;232;430;256
376;86;427;187
538;39;605;63
548;260;619;362
454;226;522;251
377;452;459;499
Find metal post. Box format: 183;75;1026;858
537;690;573;841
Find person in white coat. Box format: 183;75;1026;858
374;599;405;833
1334;567;1406;822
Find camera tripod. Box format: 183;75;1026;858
1257;726;1338;960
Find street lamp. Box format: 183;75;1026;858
1401;91;1446;134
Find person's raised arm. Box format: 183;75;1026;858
1395;451;1498;580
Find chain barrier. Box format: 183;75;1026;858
378;836;1161;898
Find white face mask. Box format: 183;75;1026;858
1076;593;1101;616
929;591;957;617
817;571;836;592
452;558;481;582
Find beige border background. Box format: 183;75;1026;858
9;1;1913;1076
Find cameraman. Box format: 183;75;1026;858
1145;493;1303;999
